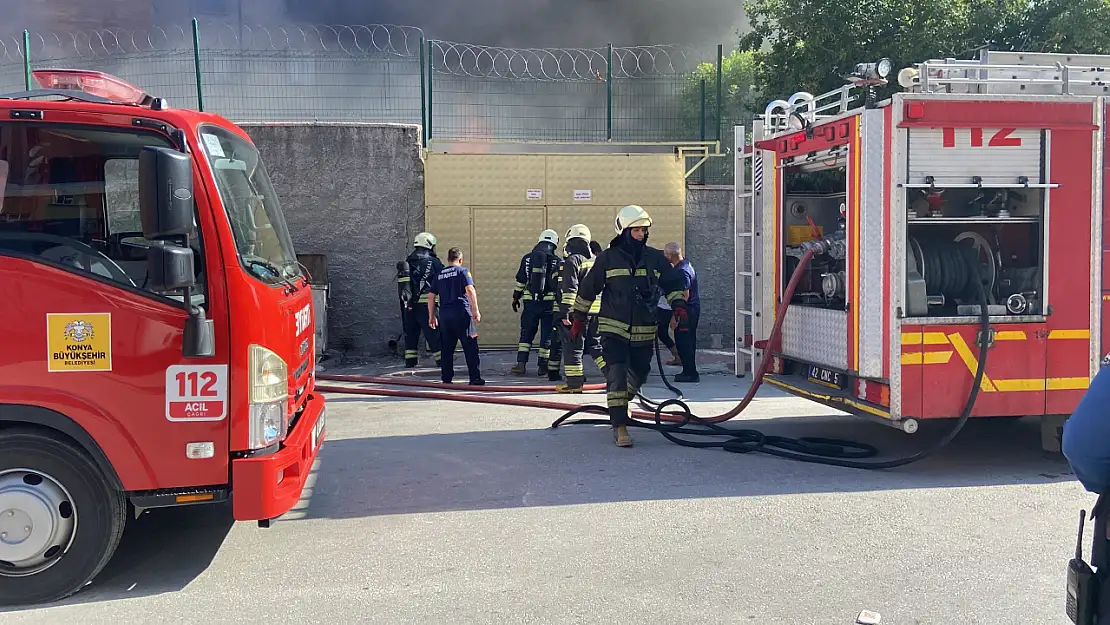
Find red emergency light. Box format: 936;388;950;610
31;69;149;105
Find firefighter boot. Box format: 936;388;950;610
537;358;549;377
613;425;633;448
510;363;527;376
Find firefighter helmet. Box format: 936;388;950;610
615;205;652;234
413;232;437;250
538;229;560;246
565;223;592;244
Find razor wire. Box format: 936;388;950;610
427;39;710;80
0;23;425;62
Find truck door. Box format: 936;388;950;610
0;120;232;491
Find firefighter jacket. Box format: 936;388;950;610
556;240;601;321
398;247;444;308
572;237;687;345
513;242;560;308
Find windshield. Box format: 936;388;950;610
198;124;302;284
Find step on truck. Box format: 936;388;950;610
735;50;1110;450
0;69;326;605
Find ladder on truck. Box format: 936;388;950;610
734;123;761;377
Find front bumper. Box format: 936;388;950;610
231;392;327;522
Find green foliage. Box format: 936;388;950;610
678;49;763;144
737;0;1110;102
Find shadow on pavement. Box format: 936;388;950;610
0;503;234;612
294;411;1077;521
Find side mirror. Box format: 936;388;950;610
146;244;195;292
139;146;194;240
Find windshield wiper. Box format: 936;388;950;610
245;257;299;292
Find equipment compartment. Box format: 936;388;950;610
903;185;1045;320
780;162;849;312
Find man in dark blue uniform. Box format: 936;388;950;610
665;241;701;384
428;247;485;386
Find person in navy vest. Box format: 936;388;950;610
428;247;485;386
664;241;701;384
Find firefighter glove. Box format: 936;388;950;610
672;302;690;330
570;318;586;341
512;295;521;313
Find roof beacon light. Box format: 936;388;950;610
31;69;149;105
848;58;892;84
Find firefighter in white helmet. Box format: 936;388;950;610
570;206;690;447
551;223;607;390
510;229;562;376
396;232;444;367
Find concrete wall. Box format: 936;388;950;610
684;185;736;350
242;123;425;357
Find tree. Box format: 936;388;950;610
739;0;1110;101
678;48;763;142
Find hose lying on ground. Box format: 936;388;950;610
320;246;990;469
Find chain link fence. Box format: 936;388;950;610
0;22;743;183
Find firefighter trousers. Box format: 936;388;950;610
517;302;554;367
600;334;652;427
547;318;564;380
559;316;606;389
402;305;441;367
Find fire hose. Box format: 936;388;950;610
318;246;990;469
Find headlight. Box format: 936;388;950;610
248;344;289;449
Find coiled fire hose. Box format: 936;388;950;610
318;245;990;469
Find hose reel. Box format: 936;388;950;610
906;231;997;313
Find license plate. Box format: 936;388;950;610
807;365;845;389
311;410;326;453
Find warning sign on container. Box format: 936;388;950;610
46;313;112;373
165;364;229;422
573;189;592;201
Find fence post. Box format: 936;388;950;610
419;36;427;147
606;43;613;141
699;78;707;184
191;18;205;112
715;44;723;143
427;40;433;141
22;30;30;90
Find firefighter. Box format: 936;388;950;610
397;232;443;368
571;205;690;447
553;223;607;392
510;229;561;376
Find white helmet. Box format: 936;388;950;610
413;232;437;250
615;205;652;234
538;229;560;246
565;223;591;243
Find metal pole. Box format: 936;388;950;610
606;43;613;141
192;18;205;112
22;30;31;90
427;40;434;140
419;36;427;147
699;78;707;184
715;44;723;143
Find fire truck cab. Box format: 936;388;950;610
736;51;1109;450
0;70;326;605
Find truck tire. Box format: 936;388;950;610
0;429;127;606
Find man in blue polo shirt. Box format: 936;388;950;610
665;242;700;384
428;247;485;386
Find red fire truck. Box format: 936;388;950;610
0;69;326;605
734;51;1107;450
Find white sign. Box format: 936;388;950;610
295;304;312;336
200;133;225;157
166;365;229;422
526;189;543;200
573;189;592;201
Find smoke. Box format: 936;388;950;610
287;0;747;48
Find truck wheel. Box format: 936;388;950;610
0;429;126;606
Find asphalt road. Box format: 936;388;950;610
2;360;1091;625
